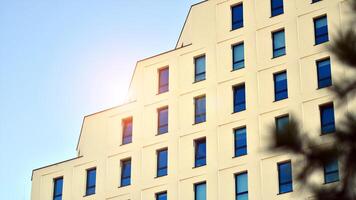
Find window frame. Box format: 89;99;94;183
194;137;207;168
120;158;132;187
324;159;340;184
273;71;288;101
122;117;133;145
277;161;293;194
234;126;247;157
156;191;168;200
157;106;169;135
235;171;248;200
231;3;244;30
319;103;336;134
271;0;284;17
233;83;246;113
53;177;63;200
156;148;168;177
194;181;207;200
194;54;206;83
314;15;329;45
85;168;96;196
272;29;286;58
194;95;206;124
232;42;245;70
158;67;169;94
316;57;332;89
275;114;289;134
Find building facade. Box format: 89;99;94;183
31;0;355;199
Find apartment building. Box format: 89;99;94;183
31;0;354;200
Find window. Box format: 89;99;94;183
235;172;248;200
274;71;288;101
157;149;168;177
195;55;206;82
194;96;206;124
122;117;132;145
276;115;289;134
278;161;293;194
232;4;243;30
320;103;335;134
312;0;322;3
158;107;168;134
272;29;286;58
194;138;206;167
233;84;246;113
156;192;167;200
324;159;339;184
120;159;131;187
314;16;329;45
85;168;96;196
194;182;206;200
234;127;247;157
232;43;245;70
317;58;332;89
158;67;169;93
271;0;284;17
53;177;63;200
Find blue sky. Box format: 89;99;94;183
0;0;201;199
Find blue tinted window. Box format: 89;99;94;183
233;43;244;70
271;0;284;17
324;159;339;183
158;107;168;134
195;55;206;82
233;84;246;113
272;30;286;58
195;182;206;200
122;118;132;145
235;172;248;200
274;71;288;101
195;96;206;124
278;162;293;194
320;104;335;134
317;58;332;88
86;168;96;196
156;192;167;200
121;159;131;187
234;127;247;157
157;149;168;177
159;67;169;93
53;177;63;200
276;115;289;134
314;16;329;45
195;138;206;167
232;4;243;30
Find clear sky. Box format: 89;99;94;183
0;0;201;199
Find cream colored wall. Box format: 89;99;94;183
31;0;352;200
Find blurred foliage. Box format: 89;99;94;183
268;0;356;199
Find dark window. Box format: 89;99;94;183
314;16;329;45
272;30;286;58
158;107;168;134
324;159;339;184
234;127;247;157
156;191;167;200
317;58;332;89
85;168;96;196
232;43;245;70
158;67;169;93
195;138;206;167
235;172;248;200
232;4;243;30
271;0;284;17
194;96;206;124
320;103;335;134
274;71;288;101
120;159;131;187
122;117;132;145
278;161;293;194
53;177;63;200
312;0;322;3
157;149;168;177
233;84;246;113
276;115;289;134
194;182;206;200
195;55;206;82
